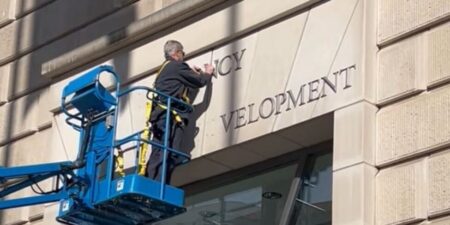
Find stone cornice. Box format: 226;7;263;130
41;0;228;79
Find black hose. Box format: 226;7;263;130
72;117;93;169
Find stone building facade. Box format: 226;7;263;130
0;0;449;224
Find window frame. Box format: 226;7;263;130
180;141;333;225
279;143;332;225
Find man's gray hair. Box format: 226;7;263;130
164;40;183;59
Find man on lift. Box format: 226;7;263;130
146;40;214;184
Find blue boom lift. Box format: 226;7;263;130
0;66;191;224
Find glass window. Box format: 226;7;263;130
288;151;332;225
155;148;333;225
155;164;298;225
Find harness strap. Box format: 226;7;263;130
137;60;185;175
115;150;125;177
137;101;153;175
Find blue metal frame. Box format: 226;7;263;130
0;65;192;224
0;162;75;209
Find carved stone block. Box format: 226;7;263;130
377;36;425;104
378;0;450;44
427;23;450;87
428;149;450;216
377;85;450;166
376;159;427;225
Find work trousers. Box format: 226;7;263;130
145;111;185;185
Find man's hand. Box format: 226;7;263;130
203;63;214;75
191;65;202;74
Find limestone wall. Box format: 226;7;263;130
376;0;450;224
5;0;449;224
1;0;339;224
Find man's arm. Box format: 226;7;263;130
178;62;212;88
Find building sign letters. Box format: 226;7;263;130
212;48;356;132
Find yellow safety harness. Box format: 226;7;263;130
114;61;192;177
115;151;125;177
135;100;154;176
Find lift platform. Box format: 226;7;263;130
0;65;192;225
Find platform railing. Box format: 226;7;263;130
115;85;192;199
61;66;192;203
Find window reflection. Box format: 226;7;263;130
154;150;333;225
155;165;297;225
289;152;332;225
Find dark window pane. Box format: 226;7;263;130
156;165;297;225
289;152;332;225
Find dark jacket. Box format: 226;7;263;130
155;59;211;98
152;59;211;121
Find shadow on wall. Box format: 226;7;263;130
112;5;137;114
0;0;137;223
227;4;239;147
182;81;214;154
0;1;136;166
175;1;240;160
0;1;40;224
